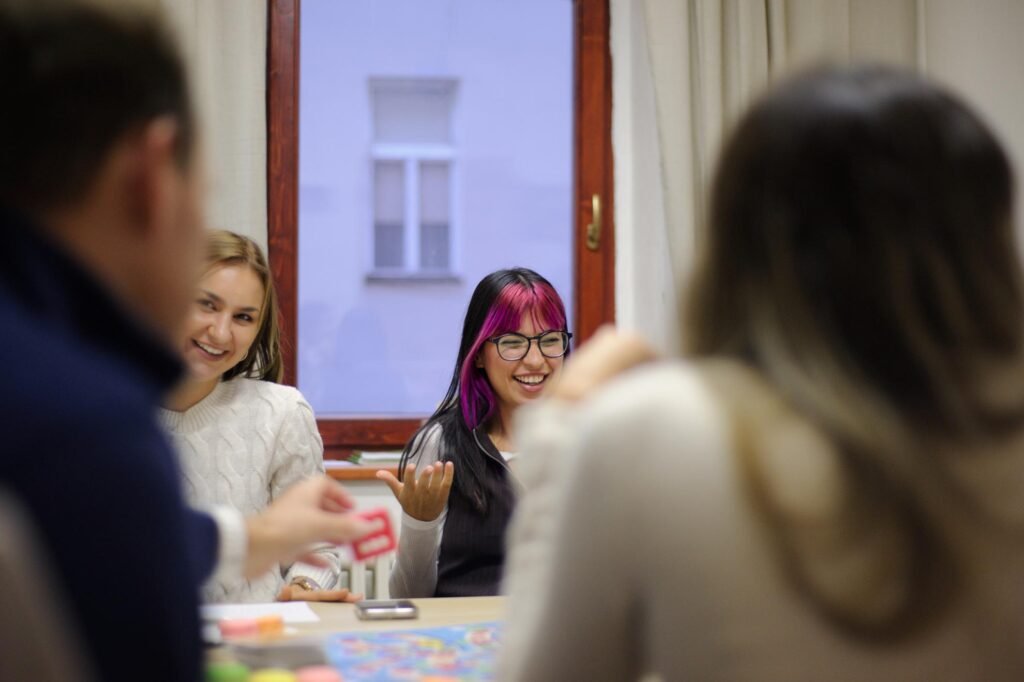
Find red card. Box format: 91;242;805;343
351;507;396;561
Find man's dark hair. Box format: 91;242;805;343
0;0;194;212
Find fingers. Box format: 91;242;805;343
322;498;348;514
280;587;363;603
399;458;415;485
423;464;438;497
416;462;437;487
313;475;356;511
425;461;447;498
313;513;374;545
439;461;455;498
304;588;354;603
290;512;373;548
381;462;450;521
376;469;403;499
285;476;356;511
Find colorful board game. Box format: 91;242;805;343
325;621;502;681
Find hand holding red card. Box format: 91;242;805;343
351;508;396;561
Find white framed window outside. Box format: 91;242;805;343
369;78;458;280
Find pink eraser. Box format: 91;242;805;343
351;508;396;561
218;617;259;639
296;665;344;682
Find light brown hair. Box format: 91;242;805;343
687;65;1024;640
203;230;283;383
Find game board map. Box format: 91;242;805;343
325;621;503;681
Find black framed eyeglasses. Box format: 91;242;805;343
488;330;573;361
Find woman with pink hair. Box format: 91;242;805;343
378;268;571;597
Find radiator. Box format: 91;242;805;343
339;552;394;599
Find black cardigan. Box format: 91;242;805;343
435;428;518;597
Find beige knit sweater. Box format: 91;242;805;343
501;361;1024;681
160;378;339;603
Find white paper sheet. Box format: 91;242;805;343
200;601;320;624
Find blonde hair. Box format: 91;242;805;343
202;230;283;383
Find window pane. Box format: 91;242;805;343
420;223;449;270
420;161;450;270
419;161;449;224
299;0;574;416
373;161;404;268
374;160;404;224
372;80;454;144
374;223;404;268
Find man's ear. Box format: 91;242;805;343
125;116;181;238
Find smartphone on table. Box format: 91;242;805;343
354;599;419;621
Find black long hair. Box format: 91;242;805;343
399;267;569;512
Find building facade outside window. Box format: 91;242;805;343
370;78;457;277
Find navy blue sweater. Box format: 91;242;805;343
0;209;218;681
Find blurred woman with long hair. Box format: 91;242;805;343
502;66;1024;680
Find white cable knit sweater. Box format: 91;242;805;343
159;378;339;603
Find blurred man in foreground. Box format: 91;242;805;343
0;1;367;679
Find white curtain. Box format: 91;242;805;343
919;0;1024;253
613;0;919;353
158;0;269;252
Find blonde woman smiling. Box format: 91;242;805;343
162;230;356;603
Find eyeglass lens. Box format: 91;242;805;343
495;331;569;361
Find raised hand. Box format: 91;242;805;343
376;461;455;522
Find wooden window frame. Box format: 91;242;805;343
267;0;615;457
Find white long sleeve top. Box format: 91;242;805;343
160;378;340;603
